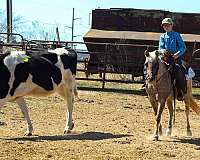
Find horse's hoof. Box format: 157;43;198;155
187;130;192;136
25;133;32;136
0;121;6;126
166;128;172;136
153;135;159;141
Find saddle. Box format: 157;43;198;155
161;50;187;101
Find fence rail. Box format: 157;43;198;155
1;36;200;88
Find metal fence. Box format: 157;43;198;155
1;33;200;88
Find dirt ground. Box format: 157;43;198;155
1;84;200;160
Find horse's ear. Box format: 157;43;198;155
155;50;162;57
144;50;149;57
155;50;159;57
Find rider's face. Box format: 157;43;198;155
162;24;173;32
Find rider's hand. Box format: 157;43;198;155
163;50;171;57
172;53;179;59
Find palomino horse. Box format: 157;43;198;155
144;50;200;141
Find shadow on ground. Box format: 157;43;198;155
0;131;132;142
173;137;200;148
78;86;200;100
78;86;146;96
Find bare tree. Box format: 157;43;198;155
0;9;67;42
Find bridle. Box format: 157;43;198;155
155;58;175;83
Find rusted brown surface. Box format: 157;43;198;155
91;8;200;35
85;29;200;42
83;8;200;80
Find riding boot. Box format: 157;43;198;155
175;64;187;101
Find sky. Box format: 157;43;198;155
0;0;200;47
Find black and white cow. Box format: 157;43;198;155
0;47;77;136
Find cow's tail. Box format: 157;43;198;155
72;75;78;99
74;82;78;98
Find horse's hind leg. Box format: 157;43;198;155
184;80;192;136
184;98;192;136
166;97;173;136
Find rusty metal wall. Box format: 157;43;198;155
83;8;200;82
92;8;200;35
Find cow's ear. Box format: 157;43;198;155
144;50;149;57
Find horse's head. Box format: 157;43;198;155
144;50;161;82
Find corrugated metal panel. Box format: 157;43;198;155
84;29;200;42
92;8;200;35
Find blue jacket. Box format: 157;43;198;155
159;31;186;58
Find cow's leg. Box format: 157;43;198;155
64;88;74;134
0;100;6;125
149;97;162;136
16;98;33;136
154;99;165;141
166;97;173;136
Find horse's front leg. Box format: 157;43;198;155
149;97;163;136
154;100;165;141
166;97;173;136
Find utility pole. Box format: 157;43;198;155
7;0;12;43
71;8;74;44
56;27;60;44
89;12;91;25
71;8;81;49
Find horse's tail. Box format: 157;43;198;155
187;80;200;115
189;97;200;115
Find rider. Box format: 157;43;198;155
159;17;186;101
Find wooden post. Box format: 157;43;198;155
102;44;108;89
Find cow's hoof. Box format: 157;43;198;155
64;123;74;134
70;123;74;130
25;133;32;136
64;130;70;134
